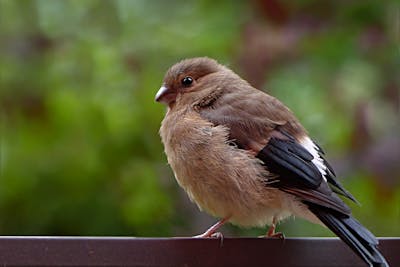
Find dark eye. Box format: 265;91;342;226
181;76;193;86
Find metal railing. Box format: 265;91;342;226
0;237;398;266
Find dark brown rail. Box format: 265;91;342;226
0;237;398;266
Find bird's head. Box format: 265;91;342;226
155;57;225;107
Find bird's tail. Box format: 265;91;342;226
308;204;389;267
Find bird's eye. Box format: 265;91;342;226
181;76;193;86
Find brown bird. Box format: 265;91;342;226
156;57;389;267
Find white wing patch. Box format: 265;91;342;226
299;137;327;182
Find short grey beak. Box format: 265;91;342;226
155;85;168;102
155;85;177;105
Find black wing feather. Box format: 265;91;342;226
257;132;358;204
257;137;323;189
314;141;358;203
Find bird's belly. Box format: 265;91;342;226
168;143;293;227
179;171;292;227
162;117;295;228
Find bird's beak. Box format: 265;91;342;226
155;85;176;104
155;85;168;102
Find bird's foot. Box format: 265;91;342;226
258;232;285;239
193;217;230;247
193;217;230;238
193;231;223;238
266;232;285;239
194;231;224;247
264;216;284;239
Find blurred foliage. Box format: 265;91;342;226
0;0;399;237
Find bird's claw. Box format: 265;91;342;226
267;232;285;239
193;231;224;247
259;232;285;239
211;232;224;247
193;231;223;238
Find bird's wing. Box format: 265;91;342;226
198;87;357;215
198;88;388;267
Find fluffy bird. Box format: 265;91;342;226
156;57;389;267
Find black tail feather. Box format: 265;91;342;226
308;204;389;267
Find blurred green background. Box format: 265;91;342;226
0;0;399;237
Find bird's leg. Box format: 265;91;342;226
266;216;285;239
194;216;230;238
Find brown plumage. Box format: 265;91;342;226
156;57;389;267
